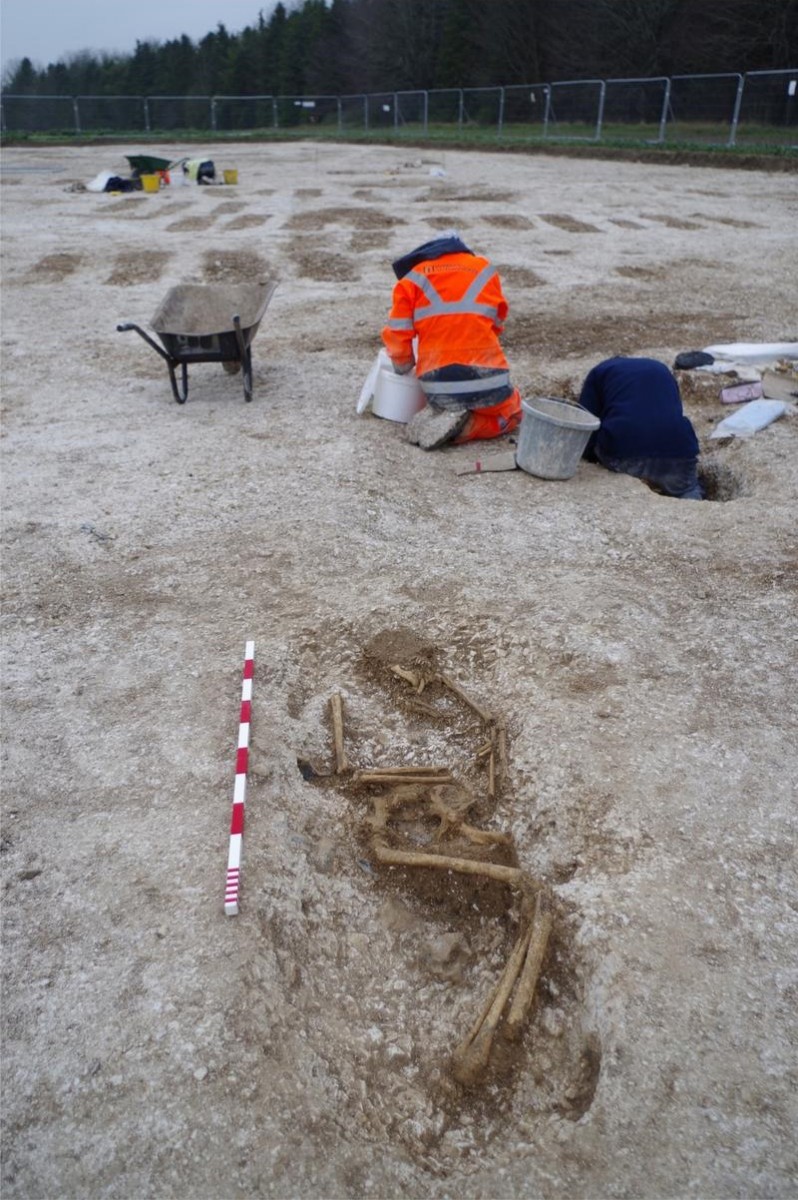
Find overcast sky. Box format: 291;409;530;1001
1;1;277;75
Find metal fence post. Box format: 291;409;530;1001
658;78;670;143
728;73;745;147
423;90;429;135
543;85;551;138
72;96;81;134
211;97;217;132
498;86;505;137
143;97;150;132
596;80;606;141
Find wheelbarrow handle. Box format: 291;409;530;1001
117;322;173;364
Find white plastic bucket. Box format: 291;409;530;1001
372;364;426;423
516;397;600;480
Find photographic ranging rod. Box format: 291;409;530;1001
225;640;254;916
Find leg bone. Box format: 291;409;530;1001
505;889;554;1040
451;921;533;1087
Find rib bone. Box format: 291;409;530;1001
436;672;495;724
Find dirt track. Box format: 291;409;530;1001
1;141;797;1198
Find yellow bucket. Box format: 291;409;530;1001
140;174;160;193
223;169;238;185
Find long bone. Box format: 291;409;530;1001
451;917;534;1087
370;837;524;887
353;768;454;786
451;888;553;1085
329;693;349;774
505;888;553;1040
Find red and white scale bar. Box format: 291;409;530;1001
225;640;254;916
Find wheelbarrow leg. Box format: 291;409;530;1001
233;315;253;402
242;348;253;402
118;323;188;404
167;360;189;404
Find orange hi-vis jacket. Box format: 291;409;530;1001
382;252;511;397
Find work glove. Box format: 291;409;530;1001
392;359;415;376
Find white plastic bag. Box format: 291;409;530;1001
357;350;391;414
710;399;787;439
703;342;798;365
86;170;114;193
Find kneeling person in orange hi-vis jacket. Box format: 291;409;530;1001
382;232;522;450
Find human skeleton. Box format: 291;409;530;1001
330;662;553;1087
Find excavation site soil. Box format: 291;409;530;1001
1;141;796;1198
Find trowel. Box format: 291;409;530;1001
454;450;518;476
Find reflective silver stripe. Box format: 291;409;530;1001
406;270;441;309
406;267;499;322
387;316;414;330
415;302;499;322
420;372;510;395
462;263;497;304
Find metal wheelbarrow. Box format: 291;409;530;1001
117;280;277;402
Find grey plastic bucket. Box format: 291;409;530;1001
516;397;600;480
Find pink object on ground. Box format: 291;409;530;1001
720;381;763;404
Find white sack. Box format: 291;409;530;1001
710;399;788;439
703;342;798;365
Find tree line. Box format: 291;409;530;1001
4;0;796;98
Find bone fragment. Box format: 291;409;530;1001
453;823;513;847
488;750;496;801
496;718;508;781
452;922;534;1086
475;742;492;760
371;839;523;887
389;664;427;693
404;698;440;718
505;889;554;1040
329;693;349;774
436;672;494;724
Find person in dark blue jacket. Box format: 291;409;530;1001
579;356;703;499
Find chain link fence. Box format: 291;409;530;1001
2;70;796;148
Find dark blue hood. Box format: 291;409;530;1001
392;235;473;280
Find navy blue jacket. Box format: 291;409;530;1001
579;357;699;461
391;234;472;280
